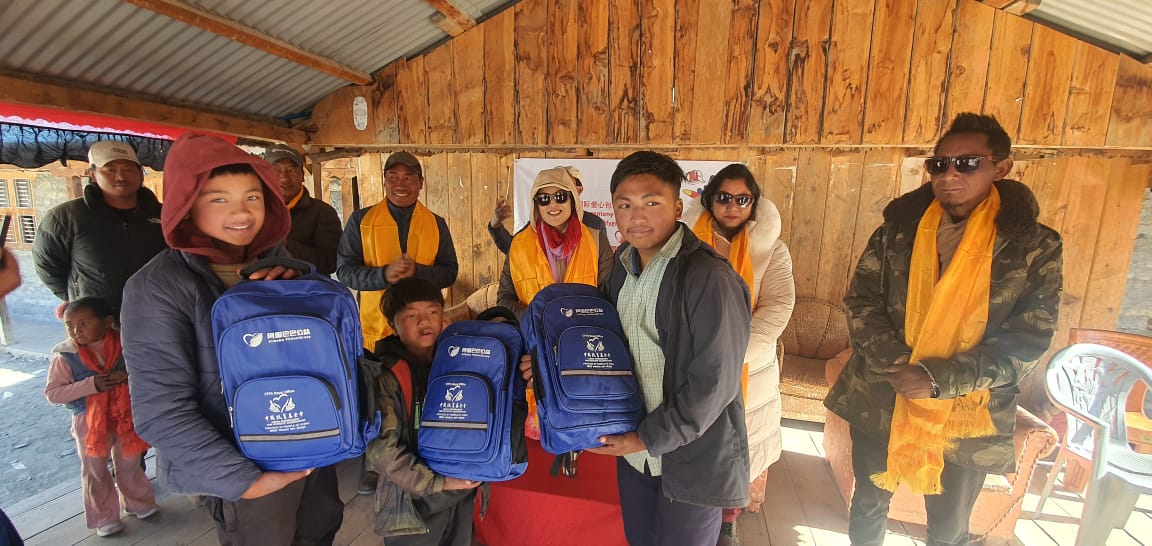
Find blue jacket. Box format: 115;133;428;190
605;224;752;508
122;246;286;501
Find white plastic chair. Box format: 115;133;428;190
1037;343;1152;546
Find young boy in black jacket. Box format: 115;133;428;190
366;278;481;545
589;151;752;545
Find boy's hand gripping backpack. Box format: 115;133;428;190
414;320;528;482
521;283;643;459
212;257;382;471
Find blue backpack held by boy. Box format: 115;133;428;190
212;257;382;472
417;320;528;482
522;283;644;455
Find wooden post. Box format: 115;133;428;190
311;159;323;201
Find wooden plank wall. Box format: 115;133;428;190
309;0;1152;412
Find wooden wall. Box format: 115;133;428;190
307;0;1152;413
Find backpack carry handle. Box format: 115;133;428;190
239;257;316;279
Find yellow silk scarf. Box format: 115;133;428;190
359;202;440;346
872;187;1000;495
507;223;600;305
693;212;754;399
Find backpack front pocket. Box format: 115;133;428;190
418;373;496;458
230;375;343;461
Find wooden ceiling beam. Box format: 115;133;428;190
425;0;476;37
0;72;307;144
121;0;373;85
979;0;1042;15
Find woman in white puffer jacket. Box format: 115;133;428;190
683;163;795;544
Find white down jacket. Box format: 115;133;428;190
683;197;796;480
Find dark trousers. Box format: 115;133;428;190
388;489;476;546
849;426;987;546
616;458;722;546
202;465;344;546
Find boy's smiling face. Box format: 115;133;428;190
190;173;266;260
392;301;445;354
612;173;683;266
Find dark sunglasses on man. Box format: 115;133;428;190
534;190;572;206
713;191;754;208
924;155;1003;175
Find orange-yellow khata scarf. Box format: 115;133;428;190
359;201;440;346
872;186;1000;495
693;212;755;399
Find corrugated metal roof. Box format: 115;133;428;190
1028;0;1152;58
185;0;448;74
0;0;516;125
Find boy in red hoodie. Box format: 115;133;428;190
120;134;343;545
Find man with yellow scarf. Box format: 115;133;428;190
337;152;459;496
337;151;459;349
824;113;1063;546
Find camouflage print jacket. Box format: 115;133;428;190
824;179;1063;473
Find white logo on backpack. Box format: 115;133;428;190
243;333;264;347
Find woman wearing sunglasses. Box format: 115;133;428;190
682;163;795;545
497;167;615;442
496;167;614;317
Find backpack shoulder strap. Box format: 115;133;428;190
391;359;414;416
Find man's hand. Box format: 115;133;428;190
519;354;533;383
93;373;125;392
884;363;936;399
241;469;312;499
0;249;21;297
442;477;482;490
384;254;415;284
489;197;512;229
585;432;645;457
246;265;301;281
107;370;128;383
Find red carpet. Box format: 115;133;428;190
474;440;627;546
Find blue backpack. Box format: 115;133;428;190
417;320;528;482
522;283;644;455
212;258;382;472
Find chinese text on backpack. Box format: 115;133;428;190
212;258;381;471
522;283;643;454
416;320;528;482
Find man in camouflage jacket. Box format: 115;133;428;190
824;113;1063;546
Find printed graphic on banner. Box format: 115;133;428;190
512;158;737;247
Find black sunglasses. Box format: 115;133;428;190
924;155;1002;175
714;191;754;208
534;191;572;206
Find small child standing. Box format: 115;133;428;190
367;277;482;545
44;297;158;538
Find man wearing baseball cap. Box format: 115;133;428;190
33;140;167;315
263;145;342;274
337;151;458;346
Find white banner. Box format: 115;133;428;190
512;158;738;247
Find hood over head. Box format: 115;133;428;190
160;133;290;261
529;167;584;227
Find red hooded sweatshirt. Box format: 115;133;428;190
161;134;290;263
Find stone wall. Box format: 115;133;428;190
1118;189;1152;337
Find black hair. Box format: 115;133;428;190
609;151;684;194
700;163;762;221
935;113;1012;158
208;163;259;178
475;306;519;328
65;297;114;319
382;278;445;325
